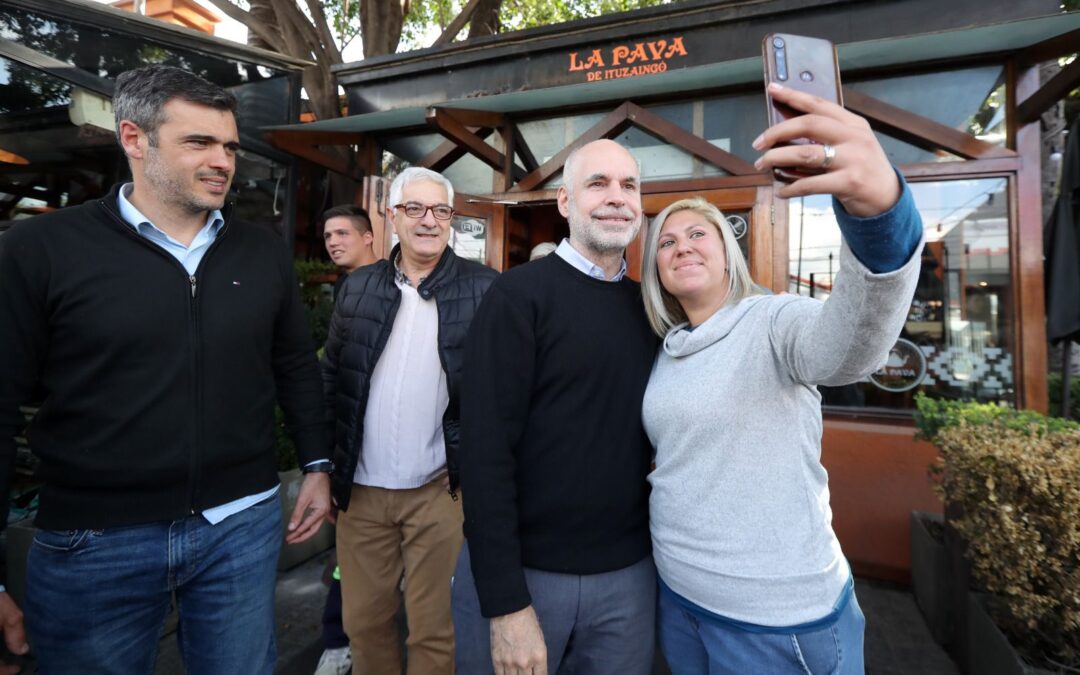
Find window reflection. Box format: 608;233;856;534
789;177;1013;412
847;65;1005;165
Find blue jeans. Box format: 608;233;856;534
658;582;866;675
25;495;282;675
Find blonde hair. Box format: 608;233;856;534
640;197;761;337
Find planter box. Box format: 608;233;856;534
944;513;974;670
966;594;1057;675
910;511;952;645
277;469;335;571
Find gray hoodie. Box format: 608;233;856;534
642;240;922;626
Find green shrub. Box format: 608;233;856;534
916;394;1080;669
1048;371;1080;420
294;259;338;347
275;259;338;470
274;404;298;472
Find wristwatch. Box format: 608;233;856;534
302;460;334;474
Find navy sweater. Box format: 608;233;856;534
460;253;658;617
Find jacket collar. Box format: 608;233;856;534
387;243;458;295
98;183;234;231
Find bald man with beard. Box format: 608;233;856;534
454;139;659;675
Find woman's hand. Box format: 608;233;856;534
753;82;900;218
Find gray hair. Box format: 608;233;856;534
640;197;761;337
388;167;455;208
113;65;237;146
529;241;557;260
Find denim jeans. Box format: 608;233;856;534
658;581;866;675
25;495;282;675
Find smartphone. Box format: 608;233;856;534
762;33;843;182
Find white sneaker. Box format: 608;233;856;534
314;646;351;675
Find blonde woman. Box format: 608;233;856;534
640;83;923;674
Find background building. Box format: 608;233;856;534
266;0;1080;582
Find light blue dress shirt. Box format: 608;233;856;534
554;238;628;281
118;185;278;525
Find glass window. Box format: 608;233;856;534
788;177;1013;413
449;214;487;264
384;213;487;265
0;6;295;131
847;66;1006;165
0;57;117;222
232;151;289;232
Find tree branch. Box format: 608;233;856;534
305;0;344;63
201;0;286;53
433;0;481;46
268;0;325;58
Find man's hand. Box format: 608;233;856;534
490;605;547;675
285;472;330;545
0;592;28;674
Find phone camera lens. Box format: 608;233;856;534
772;37;785;48
800;71;813;82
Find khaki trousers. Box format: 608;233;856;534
338;480;464;675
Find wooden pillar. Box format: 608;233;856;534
1008;61;1049;413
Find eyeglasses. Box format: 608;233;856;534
394;202;454;221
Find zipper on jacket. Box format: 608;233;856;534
97;198;229;515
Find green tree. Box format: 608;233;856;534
203;0;673;123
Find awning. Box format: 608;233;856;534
264;11;1080;139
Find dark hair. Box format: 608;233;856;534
113;65;237;146
321;205;372;235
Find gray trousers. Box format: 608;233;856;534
452;543;656;674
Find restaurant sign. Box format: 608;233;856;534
869;338;927;393
568;36;689;82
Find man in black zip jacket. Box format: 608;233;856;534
321;167;496;674
0;66;331;673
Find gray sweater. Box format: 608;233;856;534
642;240;922;626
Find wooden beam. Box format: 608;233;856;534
511;124;540;173
500;123;515;191
512;102;634;192
843;87;1016;161
1017;28;1080;66
1010;62;1048;413
898;157;1021;180
1016;56;1080;126
642;174;772;192
425;107;526;180
269;134;366;182
432;0;482;46
419;127;494;172
439;108;505;128
264;129;367;146
626;103;759;176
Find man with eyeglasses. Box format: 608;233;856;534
321;167;497;674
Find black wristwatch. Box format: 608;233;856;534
303;460;334;474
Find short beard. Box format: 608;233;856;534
566;193;641;254
143;146;227;215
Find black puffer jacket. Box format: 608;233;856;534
321;245;497;509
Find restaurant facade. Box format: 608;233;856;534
267;0;1080;582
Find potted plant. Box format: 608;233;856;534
914;393;1080;674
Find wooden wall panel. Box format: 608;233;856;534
822;419;945;583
